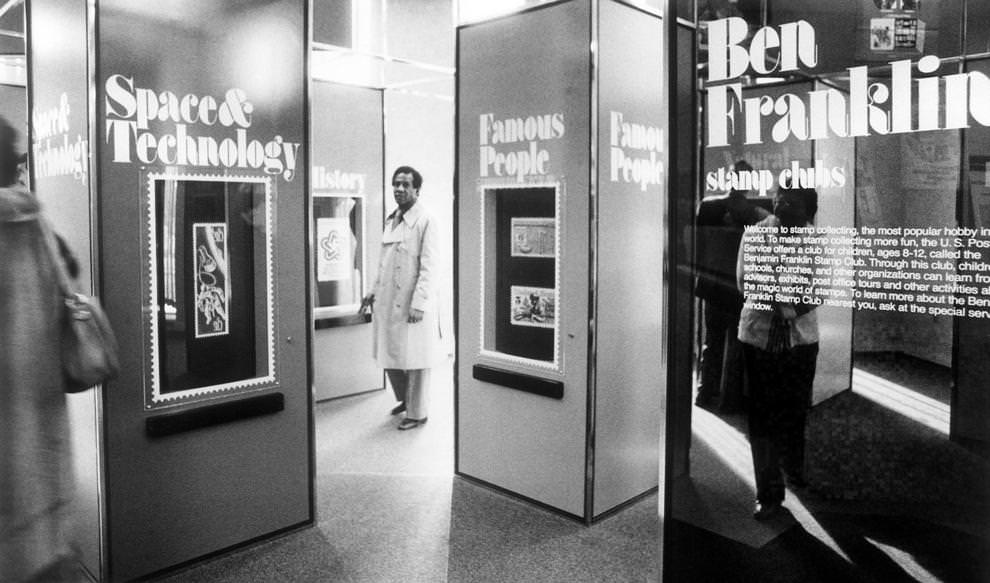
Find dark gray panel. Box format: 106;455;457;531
96;1;312;579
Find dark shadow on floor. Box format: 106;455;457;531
665;516;901;583
813;512;990;583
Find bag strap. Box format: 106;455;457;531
37;216;77;298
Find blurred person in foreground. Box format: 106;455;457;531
0;115;82;582
736;187;820;521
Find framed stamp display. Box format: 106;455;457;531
313;194;366;319
479;182;562;371
143;172;276;408
192;222;231;338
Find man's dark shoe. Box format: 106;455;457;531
391;402;406;415
398;417;428;430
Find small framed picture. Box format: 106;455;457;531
510;217;556;258
510;286;556;329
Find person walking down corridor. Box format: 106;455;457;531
0;116;80;582
362;166;443;430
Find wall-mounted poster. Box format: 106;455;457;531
313;194;364;314
510;286;556;328
316;216;352;282
902;130;960;192
193;222;230;338
870;18;895;50
511;217;556;258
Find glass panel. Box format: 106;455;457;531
669;5;990;579
480;184;560;368
145;173;275;407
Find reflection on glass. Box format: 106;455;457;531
314;194;364;317
150;175;275;405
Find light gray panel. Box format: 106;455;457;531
457;0;591;516
312;82;384;401
593;0;664;516
811;86;855;405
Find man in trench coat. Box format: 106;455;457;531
362;166;442;430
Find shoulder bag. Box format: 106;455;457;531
40;218;120;392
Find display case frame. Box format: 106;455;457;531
142;171;278;409
477;178;565;374
312;192;367;320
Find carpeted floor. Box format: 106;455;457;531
157;365;658;582
155;352;989;582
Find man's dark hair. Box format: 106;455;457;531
392;165;423;189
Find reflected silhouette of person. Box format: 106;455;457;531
695;160;770;412
736;187;820;520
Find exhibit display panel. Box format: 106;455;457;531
593;0;664;517
481;183;561;368
95;1;312;579
457;0;591;518
457;0;664;521
310;81;384;401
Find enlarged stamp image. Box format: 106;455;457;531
510;285;556;328
511;217;556;258
193;222;230;338
316;216;352;282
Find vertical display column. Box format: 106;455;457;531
457;0;591;518
457;0;665;522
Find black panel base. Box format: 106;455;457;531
315;312;372;330
146;393;285;438
472;364;563;399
